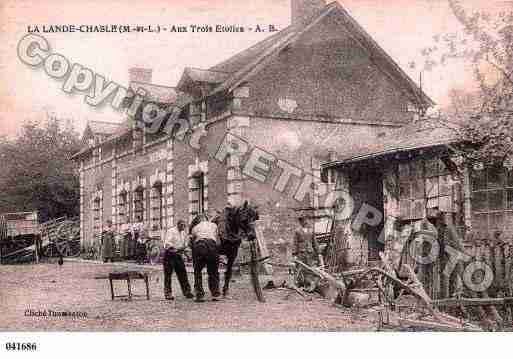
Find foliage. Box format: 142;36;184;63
456;112;513;165
421;0;513;164
0;117;81;221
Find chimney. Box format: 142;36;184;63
291;0;327;25
128;67;153;84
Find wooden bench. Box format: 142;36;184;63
108;271;150;301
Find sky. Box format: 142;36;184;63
0;0;510;137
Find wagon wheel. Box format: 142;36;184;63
54;220;81;257
41;227;55;257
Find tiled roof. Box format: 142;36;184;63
129;81;192;106
209;25;298;74
87;120;125;135
323;119;460;167
183;68;230;83
208;1;434;106
176;68;231;93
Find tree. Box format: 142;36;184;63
421;0;513;165
0;117;81;221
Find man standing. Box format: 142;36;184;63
293;216;322;290
190;213;221;302
163;220;193;300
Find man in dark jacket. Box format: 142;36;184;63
293;216;322;290
293;216;320;265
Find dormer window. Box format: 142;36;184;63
406;102;419;113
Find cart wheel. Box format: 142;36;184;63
55;221;81;257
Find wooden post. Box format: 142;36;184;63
34;237;39;264
127;278;132;300
462;167;473;228
506;243;513;324
110;278;114;300
145;275;150;300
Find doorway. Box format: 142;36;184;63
349;165;384;261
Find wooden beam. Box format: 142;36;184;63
398;318;482;332
294;259;346;292
434;297;513;308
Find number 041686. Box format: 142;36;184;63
5;342;37;351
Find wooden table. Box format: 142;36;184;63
108;271;150;301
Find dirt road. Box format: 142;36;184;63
0;261;376;331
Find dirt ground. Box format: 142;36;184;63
0;261;377;331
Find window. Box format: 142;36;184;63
133;186;145;222
150;182;163;231
321;168;329;184
398;160;426;219
92;196;102;235
398;158;457;220
424;158;455;212
197;173;205;215
471;166;513;238
118;191;128;225
320;168;337;185
191;172;205;217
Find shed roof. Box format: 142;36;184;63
323;119;460;168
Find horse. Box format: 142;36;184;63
190;201;259;296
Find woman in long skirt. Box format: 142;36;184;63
101;220;116;263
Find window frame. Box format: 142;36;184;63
470;166;513;237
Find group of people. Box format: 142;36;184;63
162;201;259;302
99;215;150;264
100;199;323;302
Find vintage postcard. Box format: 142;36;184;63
1;0;512;353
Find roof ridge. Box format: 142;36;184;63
209;24;296;72
87;120;123;125
129;81;179;91
209;1;339;73
211;3;339;94
186;67;232;74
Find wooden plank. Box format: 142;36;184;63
434;297;513;307
506;244;513;294
294;259;346;292
398;318;482;332
494;244;504;289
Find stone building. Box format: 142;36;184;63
72;0;432;250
